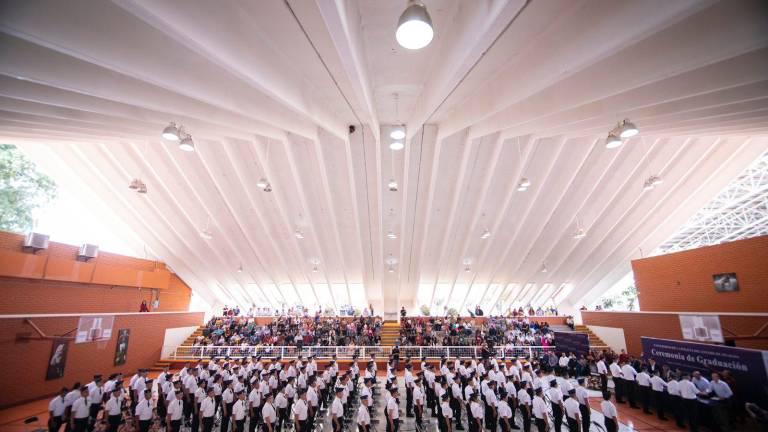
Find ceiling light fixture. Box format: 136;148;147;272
618;119;639;138
387;231;398;239
179;134;195;152
199;229;213;240
390;126;406;140
540;264;548;273
162;122;180;141
295;229;305;239
517;177;531;192
481;228;491;240
388;179;399;192
386;255;398;273
256;178;268;189
573;228;586;239
136;181;148;194
237;263;243;273
396;1;434;50
651;175;663;186
389;141;405;151
605;133;622;149
129;178;140;190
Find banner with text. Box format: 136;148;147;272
641;337;768;402
554;331;590;357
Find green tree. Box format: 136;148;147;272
0;144;57;233
621;285;638;311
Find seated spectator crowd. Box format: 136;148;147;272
399;316;554;347
196;315;383;348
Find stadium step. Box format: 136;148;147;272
573;324;610;349
380;320;400;346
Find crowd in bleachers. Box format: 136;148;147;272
399;316;555;347
194;315;383;348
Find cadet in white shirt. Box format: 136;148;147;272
387;387;400;432
531;388;548;432
262;393;277;432
70;387;90;432
222;381;236;432
233;391;249;432
249;383;263;432
563;390;581;432
200;388;217;432
620;362;639;408
484;380;499;432
679;374;701;432
331;387;345;432
404;364;415;417
468;391;484;432
636;366;652;414
104;388;123;432
649;370;668;420
596;357;609;395
357;395;371;432
517;381;532;432
134;390;153;432
293;389;309;432
601;392;618;432
414;377;425;429
497;391;513;432
166;391;184;432
575;378;590;432
547;379;564;432
710;372;733;432
440;393;453;432
666;374;684;428
609;361;624;404
86;375;103;429
49;388;68;432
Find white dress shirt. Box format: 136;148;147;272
637;372;651;387
650;376;666;392
105;396;122;416
441;401;453;419
357;404;371;426
710;380;733;399
233;400;248;421
517;389;531;406
200;397;216;418
135;399;153;421
680;379;699;400
497;400;512;419
293;399;308;421
387;397;399;419
596;360;608;375
601;400;617;419
49;396;66;416
667;380;680;396
470;401;484;419
621;365;637;382
532;396;548;420
331;397;344;419
167;398;184;421
72;397;90;419
262;402;277;423
564;398;580;420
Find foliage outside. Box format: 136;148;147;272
0;144;57;233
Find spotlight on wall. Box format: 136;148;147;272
396;1;434;50
179;134;195;152
295;229;305;239
387;231;398;239
162;122;180;141
480;228;491;240
136;181;148;194
388;179;399;192
199;228;213;240
572;228;586;239
618;119;639;138
605;133;622;149
517;177;531;192
129;178;140;190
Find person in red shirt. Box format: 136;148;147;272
139;300;149;312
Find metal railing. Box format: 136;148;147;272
169;345;557;360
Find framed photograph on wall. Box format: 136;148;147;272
114;329;130;366
46;338;69;380
713;273;739;292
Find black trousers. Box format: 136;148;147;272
169;419;182;432
683;398;699;432
625;381;638;407
500;418;511;432
451;398;462;428
358;424;370;432
670;395;685;427
203;416;215;432
653;391;666;419
604;417;617;432
387;418;400;432
520;407;531;432
566;417;579;432
235;419;246;432
106;414;121;432
579;404;590;432
551;403;563;432
415;406;423;428
639;385;651;413
73;418;88;432
485;408;497;432
613;378;624;403
250;409;261;432
534;417;546;432
600;374;608;395
406;387;414;415
138;420;151;432
49;415;63;432
262;422;275;432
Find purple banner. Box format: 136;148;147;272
554;331;590;357
641;337;768;402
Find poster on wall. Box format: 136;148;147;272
114;329;130;366
75;315;114;344
679;314;724;343
46;338;69;380
554;331;590;357
641;337;768;402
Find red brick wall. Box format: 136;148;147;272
632;236;768;312
582;311;768;356
0;231;191;313
0;312;204;408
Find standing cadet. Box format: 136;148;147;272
621;361;639;409
49;388;68;432
357;395;371;432
497;390;513;432
451;374;464;430
531;388;548;432
484;380;498;432
440;393;454;432
546;380;564;432
649;370;668;421
563;390;581;432
414;377;425;430
200;388;216;432
575;379;590;432
609;359;623;404
601;392;618;432
222;380;236;432
387;387;400;432
134;390;153;432
274;385;288;432
680;374;700;432
262;393;277;432
233;391;248;432
293;389;309;432
85;375;103;432
596;356;609;396
70;387;90;432
64;383;82;432
517;381;532;432
104;388;122;432
636;366;652;414
166;390;184;432
331;387;345;432
249;378;263;432
667;373;684;428
405;364;415;417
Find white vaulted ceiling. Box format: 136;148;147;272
1;0;768;314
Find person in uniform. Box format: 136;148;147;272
249;377;263;432
531;388;548;432
414;377;425;429
293;389;309;432
104;388;123;432
440;393;454;432
596;356;608;397
200;388;216;432
649;370;667;421
386;387;400;432
85;375;103;432
166;390;184;432
600;392;618;432
233;391;248;432
262;392;277;432
609;360;623;404
405;364;415;417
574;378;590;432
517;381;532;432
679;374;700;432
222;379;236;432
563;389;581;432
331;387;345;432
134;389;153;432
275;385;288;432
357;395;371;432
63;382;82;432
497;390;513;432
620;361;639;409
70;387;90;432
451;374;464;430
636;366;652;414
484;380;498;432
49;387;68;432
547;379;564;432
